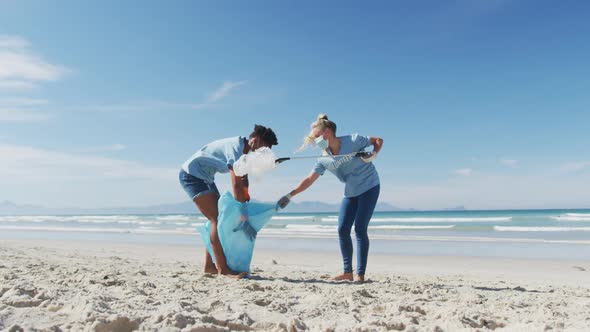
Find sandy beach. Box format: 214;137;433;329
1;239;589;331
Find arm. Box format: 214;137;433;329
230;168;250;203
229;167;259;241
370;137;384;154
277;172;321;209
289;172;321;197
359;137;383;163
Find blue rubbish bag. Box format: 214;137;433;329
197;191;276;273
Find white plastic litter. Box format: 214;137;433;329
233;147;277;177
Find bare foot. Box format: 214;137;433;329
204;265;218;274
219;268;248;279
355;275;365;283
228;272;249;279
331;272;354;281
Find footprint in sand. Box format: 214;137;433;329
254;298;272;307
245;283;265;292
94;317;139;332
573;266;586;271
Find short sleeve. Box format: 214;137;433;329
313;161;326;175
226;136;246;167
352;133;371;150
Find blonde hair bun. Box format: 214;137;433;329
318;114;328;121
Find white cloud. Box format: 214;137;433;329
0;36;66;122
381;171;590;210
102;143;126;152
560;161;590;173
0;144;173;180
0;109;50;122
0;36;30;49
0;80;36;90
0;97;49;106
76;144;127;153
0;98;51;123
86;101;216;112
0;144;181;207
208;80;247;102
501;159;518;167
0;36;67;85
454;168;473;176
0;51;65;82
84;80;246;113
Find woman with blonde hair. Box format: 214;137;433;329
278;114;383;282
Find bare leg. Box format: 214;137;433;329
193;192;237;276
204;251;217;274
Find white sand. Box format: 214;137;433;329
1;239;589;331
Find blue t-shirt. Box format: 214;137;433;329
182;136;246;183
313;134;380;197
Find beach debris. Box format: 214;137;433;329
90;275;125;287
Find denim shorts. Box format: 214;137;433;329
179;169;220;200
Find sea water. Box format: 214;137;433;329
2;209;590;260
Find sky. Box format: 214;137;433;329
1;0;589;210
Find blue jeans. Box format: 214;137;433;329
338;184;380;276
179;170;220;200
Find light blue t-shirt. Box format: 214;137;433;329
313;134;380;197
182;136;246;183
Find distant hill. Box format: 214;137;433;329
443;206;466;211
0;199;403;215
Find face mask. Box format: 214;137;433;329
314;136;329;150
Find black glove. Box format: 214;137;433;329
277;193;293;209
233;220;258;241
357;151;378;163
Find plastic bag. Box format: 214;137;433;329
197;191;276;273
233;147;277;177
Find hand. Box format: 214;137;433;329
277;193;293;209
239;204;248;222
232;220;258;241
358;151;378;163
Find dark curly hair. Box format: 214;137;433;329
250;124;278;146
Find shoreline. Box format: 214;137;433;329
2;238;589;286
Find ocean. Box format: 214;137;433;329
2;209;590;260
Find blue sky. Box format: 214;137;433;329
1;0;589;209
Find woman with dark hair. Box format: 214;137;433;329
278;114;382;282
180;125;278;277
